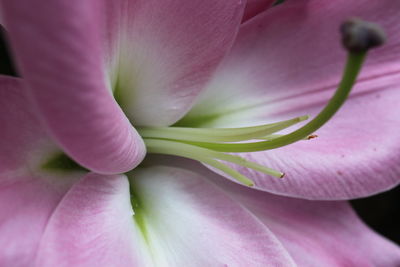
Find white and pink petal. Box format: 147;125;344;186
0;76;83;266
0;0;146;174
0;77;138;265
127;165;296;266
106;0;246;126
0;0;246;173
35;173;147;267
211;174;400;266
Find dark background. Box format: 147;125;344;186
351;186;400;244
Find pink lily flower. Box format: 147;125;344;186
1;0;400;266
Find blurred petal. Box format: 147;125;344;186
1;0;146;174
213;176;400;267
182;0;400;199
242;0;275;22
106;0;245;126
35;173;145;267
127;165;295;266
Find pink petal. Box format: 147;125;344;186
213;176;400;266
0;175;78;267
0;79;139;264
0;76;46;174
1;1;146;174
26;161;296;266
183;0;400;199
35;173;145;266
242;0;275;22
126;165;295;265
0;76;82;265
0;76;66;176
0;81;138;264
105;0;245;126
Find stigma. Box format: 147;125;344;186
138;18;386;187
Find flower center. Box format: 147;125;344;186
37;18;385;184
136;18;386;187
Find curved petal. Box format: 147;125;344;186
0;78;141;265
0;76;71;177
242;0;276;22
35;173;145;267
106;0;245;126
0;0;146;174
127;165;295;266
181;0;400;199
0;76;82;266
212;176;400;267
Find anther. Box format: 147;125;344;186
340;18;386;52
307;134;318;140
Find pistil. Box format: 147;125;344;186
168;52;366;153
139;18;386;187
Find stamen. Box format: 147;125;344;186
138;115;308;143
307;134;318;140
140;18;385;186
145;139;255;186
145;138;284;185
257;134;318;141
168;52;367;152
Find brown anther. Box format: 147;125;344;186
307;134;318;140
340;18;386;52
